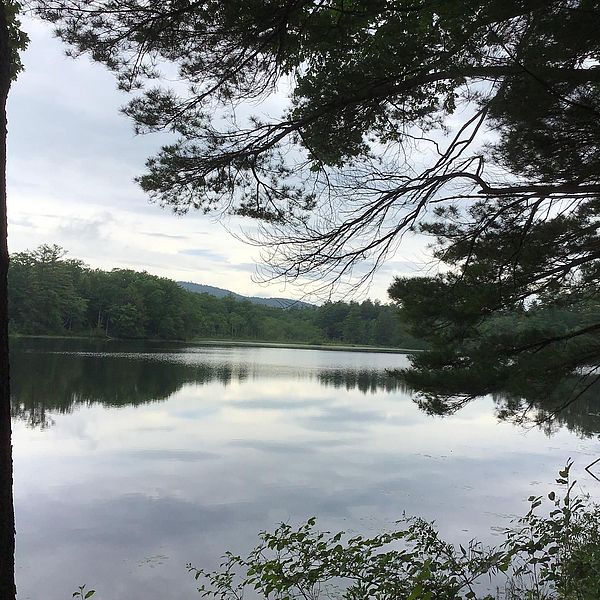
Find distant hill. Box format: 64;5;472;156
177;281;315;310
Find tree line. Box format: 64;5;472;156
8;245;424;348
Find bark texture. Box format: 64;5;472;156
0;2;15;599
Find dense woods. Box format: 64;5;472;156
8;245;423;348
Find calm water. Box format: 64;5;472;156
10;339;600;599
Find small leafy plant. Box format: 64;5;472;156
502;460;600;599
72;584;95;599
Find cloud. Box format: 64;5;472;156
56;213;115;242
8;216;33;228
141;231;188;240
228;261;258;273
382;260;426;273
178;248;229;262
299;405;386;432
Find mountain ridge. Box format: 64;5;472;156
177;281;315;309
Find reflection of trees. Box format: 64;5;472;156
10;343;248;429
10;340;401;429
491;378;600;439
317;369;410;395
12;339;600;437
406;366;600;438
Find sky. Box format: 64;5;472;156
7;17;430;303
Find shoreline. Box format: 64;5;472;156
10;334;421;354
189;339;420;354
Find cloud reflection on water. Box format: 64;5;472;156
10;339;600;600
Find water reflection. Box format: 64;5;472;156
11;339;600;600
11;342;407;429
317;369;407;394
12;338;600;438
11;350;238;427
492;384;600;439
406;357;600;439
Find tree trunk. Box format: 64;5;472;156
0;3;15;599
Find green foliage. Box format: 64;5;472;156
188;464;600;600
389;262;600;414
189;518;502;600
9;245;87;334
5;0;29;80
8;245;422;347
72;585;95;599
503;461;600;600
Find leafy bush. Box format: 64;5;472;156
503;460;600;599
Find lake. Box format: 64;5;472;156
10;338;600;599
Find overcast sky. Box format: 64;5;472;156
7;17;430;302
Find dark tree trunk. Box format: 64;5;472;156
0;3;15;599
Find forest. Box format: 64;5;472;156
7;245;424;348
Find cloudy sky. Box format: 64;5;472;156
7;17;430;302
